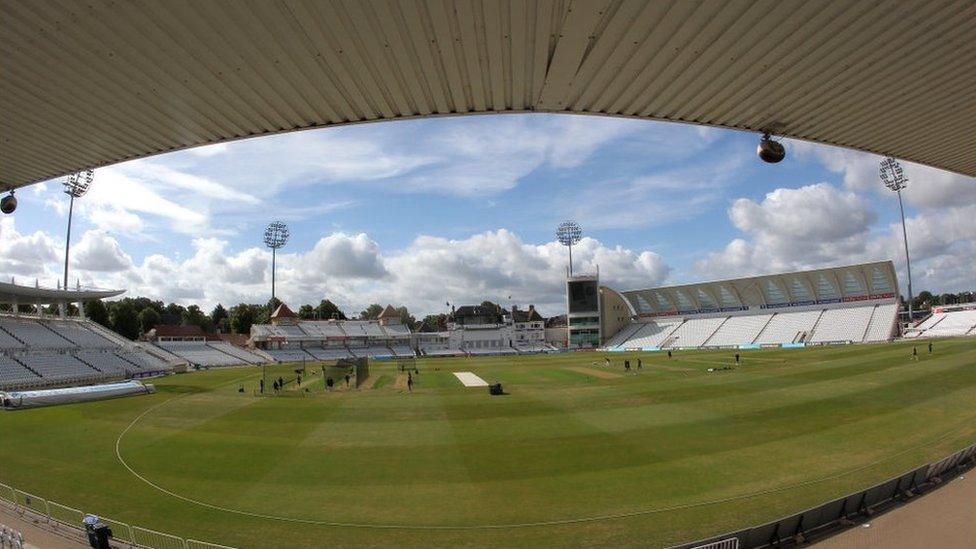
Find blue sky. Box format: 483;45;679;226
2;114;974;317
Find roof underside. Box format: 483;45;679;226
0;281;125;303
2;0;975;190
622;261;899;315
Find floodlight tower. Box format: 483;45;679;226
880;157;914;324
263;221;290;303
62;169;94;290
556;221;583;276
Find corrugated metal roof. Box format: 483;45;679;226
2;0;974;191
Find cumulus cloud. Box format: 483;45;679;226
71;230;133;272
26;228;668;318
382;230;670;314
697;183;879;277
700;144;976;294
0;218;59;278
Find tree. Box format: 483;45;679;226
395;306;416;330
298;304;316;320
316;299;346;320
210;303;229;332
85;299;111;327
359;303;383;320
480;300;504;314
110;301;140;340
182;304;213;333
419;313;448;332
230;303;262;335
162;303;186;325
138;308;161;334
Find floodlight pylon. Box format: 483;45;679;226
880;157;914;325
263;221;290;303
62;170;95;290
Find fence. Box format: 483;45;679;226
674;439;976;548
0;481;234;549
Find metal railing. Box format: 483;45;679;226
674;439;976;548
0;481;234;549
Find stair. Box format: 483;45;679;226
37;321;80;347
860;305;879;342
806;309;827;341
700;316;731;347
208;342;254;364
72;352;103;373
0;325;26;347
10;355;42;378
752;313;778;344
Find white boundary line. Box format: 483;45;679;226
114;373;976;530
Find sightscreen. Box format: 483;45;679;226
568;280;599;313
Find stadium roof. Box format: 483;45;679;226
622;261;899;317
0;281;124;303
2;0;975;192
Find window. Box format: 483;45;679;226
789;278;812;301
842;272;864;295
718;286;739;307
870;267;892;292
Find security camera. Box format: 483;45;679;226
757;133;786;163
0;192;16;215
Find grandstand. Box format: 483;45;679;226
0;315;174;391
905;304;976;339
601;262;900;351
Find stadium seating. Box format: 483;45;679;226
1;318;74;348
303;346;355;360
863;303;898;342
602;323;644;349
354;345;396;358
808;306;876;343
0;326;24;349
0;355;39;388
206;341;266;363
75;350;131;375
911;308;976;338
118;351;170;373
624;320;683;349
16;353;99;384
157;341;240;367
298;322;347;338
666;317;727;349
44;320;117;348
264;348;313;362
383;324;411;337
0;315;175;390
754;310;823;345
389;344;414;357
604;301;899;351
704;314;772;347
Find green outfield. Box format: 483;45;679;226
2;339;976;547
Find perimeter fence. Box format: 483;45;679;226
0;483;234;549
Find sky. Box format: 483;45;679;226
2;113;974;318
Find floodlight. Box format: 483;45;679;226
557;221;583;276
